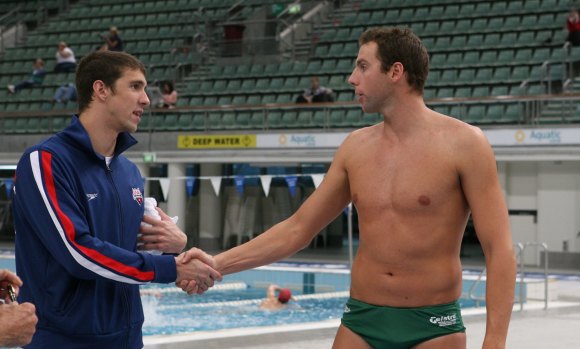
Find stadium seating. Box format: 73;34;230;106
0;0;578;134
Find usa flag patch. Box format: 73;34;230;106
132;188;143;205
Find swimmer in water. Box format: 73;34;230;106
259;284;293;310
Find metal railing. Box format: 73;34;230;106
467;241;549;311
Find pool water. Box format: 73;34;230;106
141;284;348;335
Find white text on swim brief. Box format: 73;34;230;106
429;314;457;327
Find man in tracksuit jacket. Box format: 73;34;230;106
12;51;221;348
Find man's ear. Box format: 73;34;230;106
93;80;109;102
390;62;405;82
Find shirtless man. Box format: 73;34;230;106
180;27;516;348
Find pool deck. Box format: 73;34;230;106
144;302;580;349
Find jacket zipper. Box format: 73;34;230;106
106;160;131;349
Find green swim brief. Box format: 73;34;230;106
341;297;466;349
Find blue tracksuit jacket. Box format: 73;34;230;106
12;116;177;348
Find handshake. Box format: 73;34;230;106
174;248;222;295
139;203;222;295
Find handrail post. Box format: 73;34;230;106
514;242;525;311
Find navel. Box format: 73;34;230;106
418;195;431;206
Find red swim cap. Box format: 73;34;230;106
278;288;292;303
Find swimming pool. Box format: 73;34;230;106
1;255;491;337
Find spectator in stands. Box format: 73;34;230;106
7;58;46;94
54;41;77;73
52;82;77;105
295;76;334;103
259;284;293;310
566;8;580;46
160;80;178;108
100;26;124;52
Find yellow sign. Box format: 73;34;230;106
177;135;257;149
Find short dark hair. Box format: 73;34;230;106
75;51;146;113
359;27;429;94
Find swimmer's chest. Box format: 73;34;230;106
348;143;461;213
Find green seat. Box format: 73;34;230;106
504;16;521;29
241;79;256;91
472;86;490;98
192;112;206;130
423;88;437;100
500;33;517;47
177;113;193;130
455;87;472;98
496;50;515;64
232;95;246;105
51;116;69;132
267;111;283;128
337;91;353;102
312;110;327;127
246;95;261;105
440;20;456;34
249;111;264;129
457;69;476;83
345;109;363;127
329;109;346;127
436;87;454;99
430;53;447;67
278;111;297;128
2;118;17;134
263;63;278;76
467;105;487;123
466;34;484;48
362;113;380;125
268;78;284;92
440;69;458;84
284;77;299;90
450;35;467;49
479;51;497;66
432;105;450;115
276;93;292;104
503;104;522;122
446;52;463;66
217;95;233;105
475;68;493;82
208;112;222;129
490;85;509;96
255;78;270;91
511;66;530;81
204;96;218;106
296;110;313;127
449;105;465;120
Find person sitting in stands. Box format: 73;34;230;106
7;58;46;94
52;83;77;105
160;80;178;108
260;284;293;310
566;8;580;46
100;26;124;52
296;76;334;103
54;41;77;73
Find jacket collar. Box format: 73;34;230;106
59;115;138;161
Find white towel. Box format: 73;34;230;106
139;197;178;255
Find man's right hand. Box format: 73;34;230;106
175;248;222;295
0;302;37;347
